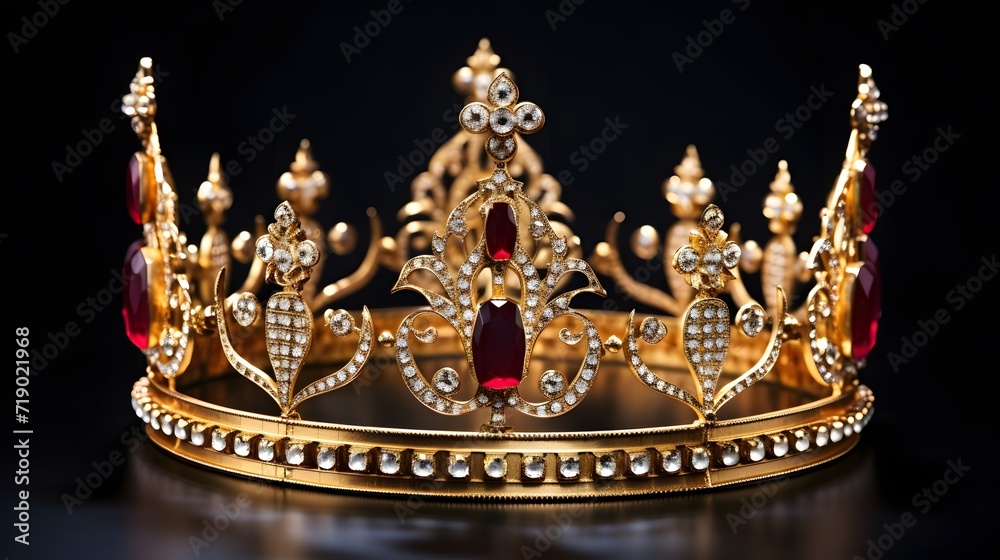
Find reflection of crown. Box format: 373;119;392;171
124;46;885;499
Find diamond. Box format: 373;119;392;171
190;424;207;447
380;451;401;474
745;438;765;462
515;103;543;132
489;107;515;134
523;456;545;480
448;455;469;478
722;242;742;269
412;454;434;477
662;450;682;473
211;429;227;452
691;447;710;470
830;422;844;443
485;456;507;479
317;446;336;470
719;443;740;467
286;443;305;465
258;440;275;462
815;425;830;447
596;454;617;478
296;241;318;267
630;452;651;475
559;456;580;478
233;434;251;457
433;367;460;394
677;247;698;272
349;449;369;472
794;430;810;452
770;435;789;457
539;370;566;398
701;247;722;275
273;248;293;272
460;102;490;133
274;202;294;228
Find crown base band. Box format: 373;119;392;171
131;363;873;499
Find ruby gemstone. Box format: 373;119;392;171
851;240;881;360
485;202;517;260
127;155;143;224
122;240;151;349
472;299;526;390
860;163;877;234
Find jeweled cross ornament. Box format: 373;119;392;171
459;73;545;163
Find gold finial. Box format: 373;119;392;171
453;38;511;103
762;160;802;235
197;153;233;227
665;145;715;220
277;139;329;218
852;64;888;153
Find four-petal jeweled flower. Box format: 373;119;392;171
459;73;545;163
672;205;741;296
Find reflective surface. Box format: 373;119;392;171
29;432;966;560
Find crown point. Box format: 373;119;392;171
858;63;872;79
208;152;221;182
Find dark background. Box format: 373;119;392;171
3;1;988;559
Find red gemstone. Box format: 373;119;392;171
851;241;881;360
127;155;143;224
485;202;517;260
122;240;151;349
860;163;877;234
472;299;526;390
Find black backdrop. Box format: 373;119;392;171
3;1;988;559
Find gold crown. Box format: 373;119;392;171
123;41;886;499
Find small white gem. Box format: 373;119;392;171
830;422;844;443
771;435;789;457
815;426;830;447
317;446;336;470
258;440;275;462
677;247;699;272
630;452;651;475
662;450;682;473
211;429;227;451
449;456;470;478
559;456;580;478
794;430;810;452
348;450;368;471
380;451;401;474
486;457;507;479
691;448;710;470
523;456;545;479
720;444;740;467
286;443;305;465
596;454;616;477
412;454;434;477
274;248;293;273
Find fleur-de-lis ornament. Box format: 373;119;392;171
625;205;788;420
214;202;373;418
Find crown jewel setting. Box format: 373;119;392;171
124;44;885;499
